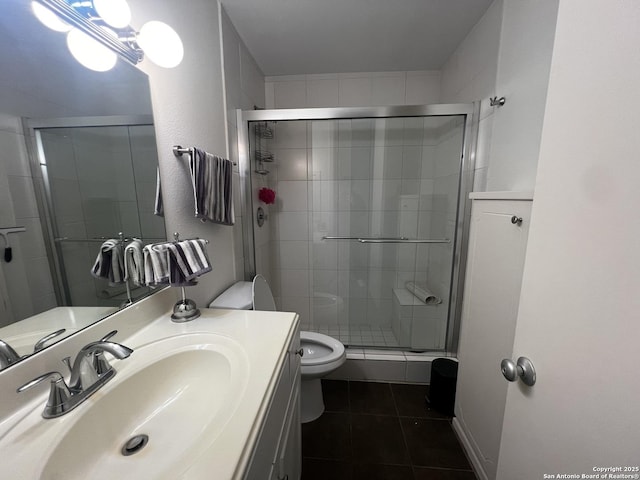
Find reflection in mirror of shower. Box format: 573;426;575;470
254;115;465;351
38;125;166;308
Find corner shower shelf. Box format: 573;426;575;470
254;122;274;139
255;150;274;162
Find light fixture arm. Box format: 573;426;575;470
34;0;143;65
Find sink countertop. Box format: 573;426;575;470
0;306;299;480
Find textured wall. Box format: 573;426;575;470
130;0;236;305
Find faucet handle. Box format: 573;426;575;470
17;371;72;418
99;330;118;342
33;328;67;353
91;331;121;376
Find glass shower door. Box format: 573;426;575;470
249;112;467;352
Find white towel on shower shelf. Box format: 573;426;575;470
124;238;145;286
405;281;442;305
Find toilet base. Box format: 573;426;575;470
301;378;325;423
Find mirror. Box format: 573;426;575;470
0;0;165;368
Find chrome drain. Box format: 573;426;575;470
121;434;149;456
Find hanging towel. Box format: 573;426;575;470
143;239;211;287
154;168;164;217
167;239;212;284
124;238;145;286
91;239;125;285
143;243;170;286
190;148;235;225
405;281;442;305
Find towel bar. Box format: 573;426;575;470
173;145;237;166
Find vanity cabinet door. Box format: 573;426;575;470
270;386;301;480
245;322;301;480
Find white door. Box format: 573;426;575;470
496;1;640;477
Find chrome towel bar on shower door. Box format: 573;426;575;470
321;236;450;244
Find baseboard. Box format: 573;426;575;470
452;417;488;480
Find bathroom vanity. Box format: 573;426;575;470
0;288;301;479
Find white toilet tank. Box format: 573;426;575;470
208;275;276;311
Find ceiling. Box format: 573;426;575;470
221;0;494;76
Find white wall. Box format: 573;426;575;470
497;0;640;475
265;71;441;109
487;0;559;191
129;0;237;305
220;5;266;284
439;0;503;192
440;0;559;193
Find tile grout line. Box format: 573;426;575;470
390;383;416;478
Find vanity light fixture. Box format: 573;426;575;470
31;0;183;72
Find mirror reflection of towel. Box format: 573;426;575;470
124;239;145;286
91;239;124;285
190;148;234;225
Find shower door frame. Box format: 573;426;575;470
237;103;479;355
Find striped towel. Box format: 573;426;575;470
154;168;164;217
167;239;212;284
143;239;211;286
190;148;234;225
143;243;170;286
91;239;124;285
124;239;145;286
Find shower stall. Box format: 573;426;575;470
238;104;477;354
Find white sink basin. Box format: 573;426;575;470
29;334;248;480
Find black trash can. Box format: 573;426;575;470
426;358;458;416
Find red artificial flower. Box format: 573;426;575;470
258;187;276;204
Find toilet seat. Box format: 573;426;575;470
300;331;345;366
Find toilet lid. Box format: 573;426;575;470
252;274;276;311
300;331;345;366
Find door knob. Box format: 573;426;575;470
500;357;536;386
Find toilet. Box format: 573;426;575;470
209;275;346;423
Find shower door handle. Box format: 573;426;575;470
500;357;536;386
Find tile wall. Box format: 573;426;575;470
265;71;441;110
0;113;55;326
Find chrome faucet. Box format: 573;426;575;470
67;339;133;390
0;329;68;371
0;339;21;369
17;331;133;418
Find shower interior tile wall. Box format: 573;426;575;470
0;114;55;325
263;117;462;350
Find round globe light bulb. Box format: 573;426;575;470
138;21;184;68
66;28;117;72
31;2;72;32
92;0;131;29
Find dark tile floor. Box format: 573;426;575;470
301;380;477;480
